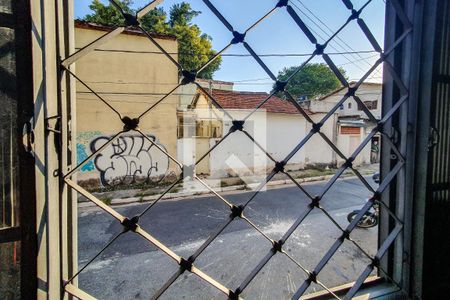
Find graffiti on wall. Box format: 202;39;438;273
90;134;170;187
77;132;170;187
77;131;102;173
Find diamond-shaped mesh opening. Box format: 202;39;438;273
193;218;273;291
244;8;317;73
331;18;382;77
284;208;343;271
303;122;341;170
138;191;230;258
243;173;311;241
209;43;274;92
156;0;235;66
63;0;413;298
206;126;272;181
256;100;317;164
288;0;352;37
203;0;276;33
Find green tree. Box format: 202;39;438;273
168;3;221;79
84;0;134;27
82;0;221;79
139;7;170;34
272;63;346;100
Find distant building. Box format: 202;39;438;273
302;82;382;165
179;88;338;177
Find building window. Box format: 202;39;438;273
358;101;378;111
340;126;361;135
348;102;352;109
196;120;223;138
178;117;223;138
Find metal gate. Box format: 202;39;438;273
54;0;414;299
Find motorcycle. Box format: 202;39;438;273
347;172;380;228
347;203;379;228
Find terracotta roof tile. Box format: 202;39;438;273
208;89;312;115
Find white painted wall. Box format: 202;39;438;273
302;113;338;167
265;113;307;170
206;111;337;177
208;110;271;178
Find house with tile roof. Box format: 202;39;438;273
178;87;339;177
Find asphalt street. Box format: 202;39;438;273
77;177;379;299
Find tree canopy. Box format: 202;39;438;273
272;63;346;100
83;0;221;79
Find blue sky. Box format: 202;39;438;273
74;0;386;92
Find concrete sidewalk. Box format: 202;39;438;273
79;164;379;208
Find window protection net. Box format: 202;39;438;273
61;0;412;299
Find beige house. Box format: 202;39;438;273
301;82;382;165
178;87;339;177
74;21;180;188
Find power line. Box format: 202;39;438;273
366;66;384;81
232;77;272;82
336;53;379;67
80;79;275;86
77;91;198;96
288;1;367;74
290;0;369;73
348;77;383;81
289;0;385;80
76;47;377;57
293;0;375;68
